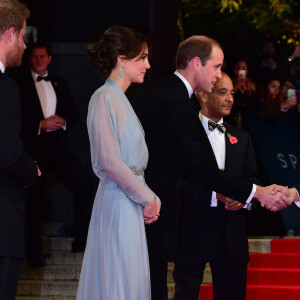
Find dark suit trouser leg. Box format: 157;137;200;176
147;244;169;300
210;260;247;300
0;257;20;300
25;175;46;261
173;260;206;300
49;151;93;246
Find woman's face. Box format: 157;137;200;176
267;80;280;99
123;45;150;84
233;60;248;78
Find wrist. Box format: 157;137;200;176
253;185;263;200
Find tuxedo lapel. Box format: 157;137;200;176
26;74;45;120
199;122;219;169
224;123;237;170
48;74;63;115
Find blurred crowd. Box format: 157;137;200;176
224;39;300;129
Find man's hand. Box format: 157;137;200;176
271;186;300;203
254;185;292;212
40;115;65;131
216;193;243;211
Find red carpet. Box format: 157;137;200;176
199;238;300;299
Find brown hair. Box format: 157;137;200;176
176;35;222;69
86;26;151;77
0;0;30;36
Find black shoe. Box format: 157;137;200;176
27;256;46;267
72;240;86;252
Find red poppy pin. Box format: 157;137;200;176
227;133;238;144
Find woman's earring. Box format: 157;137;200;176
118;65;125;78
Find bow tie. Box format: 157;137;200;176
37;75;50;82
208;120;226;133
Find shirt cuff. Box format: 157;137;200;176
243;184;256;208
294;188;300;208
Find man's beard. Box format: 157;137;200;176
6;43;24;67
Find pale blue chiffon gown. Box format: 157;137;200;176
76;78;159;300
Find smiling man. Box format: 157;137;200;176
174;72;261;300
134;36;291;300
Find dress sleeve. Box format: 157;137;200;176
87;91;156;207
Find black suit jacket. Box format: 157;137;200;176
178;122;261;263
0;71;37;258
16;70;78;160
134;74;253;258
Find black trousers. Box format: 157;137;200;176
26;130;94;258
147;242;169;300
173;258;247;300
0;256;20;300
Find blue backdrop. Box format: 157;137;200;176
246;114;300;234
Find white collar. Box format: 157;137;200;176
199;111;223;131
174;71;193;98
31;70;49;81
0;61;5;73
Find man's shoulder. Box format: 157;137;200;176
48;72;67;83
141;74;188;102
0;73;20;96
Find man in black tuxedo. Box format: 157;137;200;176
134;36;290;300
16;43;93;260
0;1;39;299
173;72;261;300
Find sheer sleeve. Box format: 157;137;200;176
88;90;156;207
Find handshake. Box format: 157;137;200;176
218;184;298;212
254;184;298;212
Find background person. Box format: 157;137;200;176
15;43;94;259
174;72;260;300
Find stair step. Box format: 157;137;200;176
271;238;300;253
43;251;84;265
40;237;271;252
249;253;300;268
42;237;73;252
248;238;271;253
19;265;81;280
199;284;300;300
247;268;300;285
17;280;78;297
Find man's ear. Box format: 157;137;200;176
48;55;52;64
3;27;15;43
198;91;208;103
191;56;201;70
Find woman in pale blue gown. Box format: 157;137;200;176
76;26;161;300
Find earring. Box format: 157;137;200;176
118;65;125;78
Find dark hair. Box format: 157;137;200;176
176;35;222;69
29;42;52;56
0;0;30;36
86;26;151;77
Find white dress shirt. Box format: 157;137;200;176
32;70;66;133
0;61;5;73
32;70;57;119
199;112;255;207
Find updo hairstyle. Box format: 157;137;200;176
86;26;150;77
